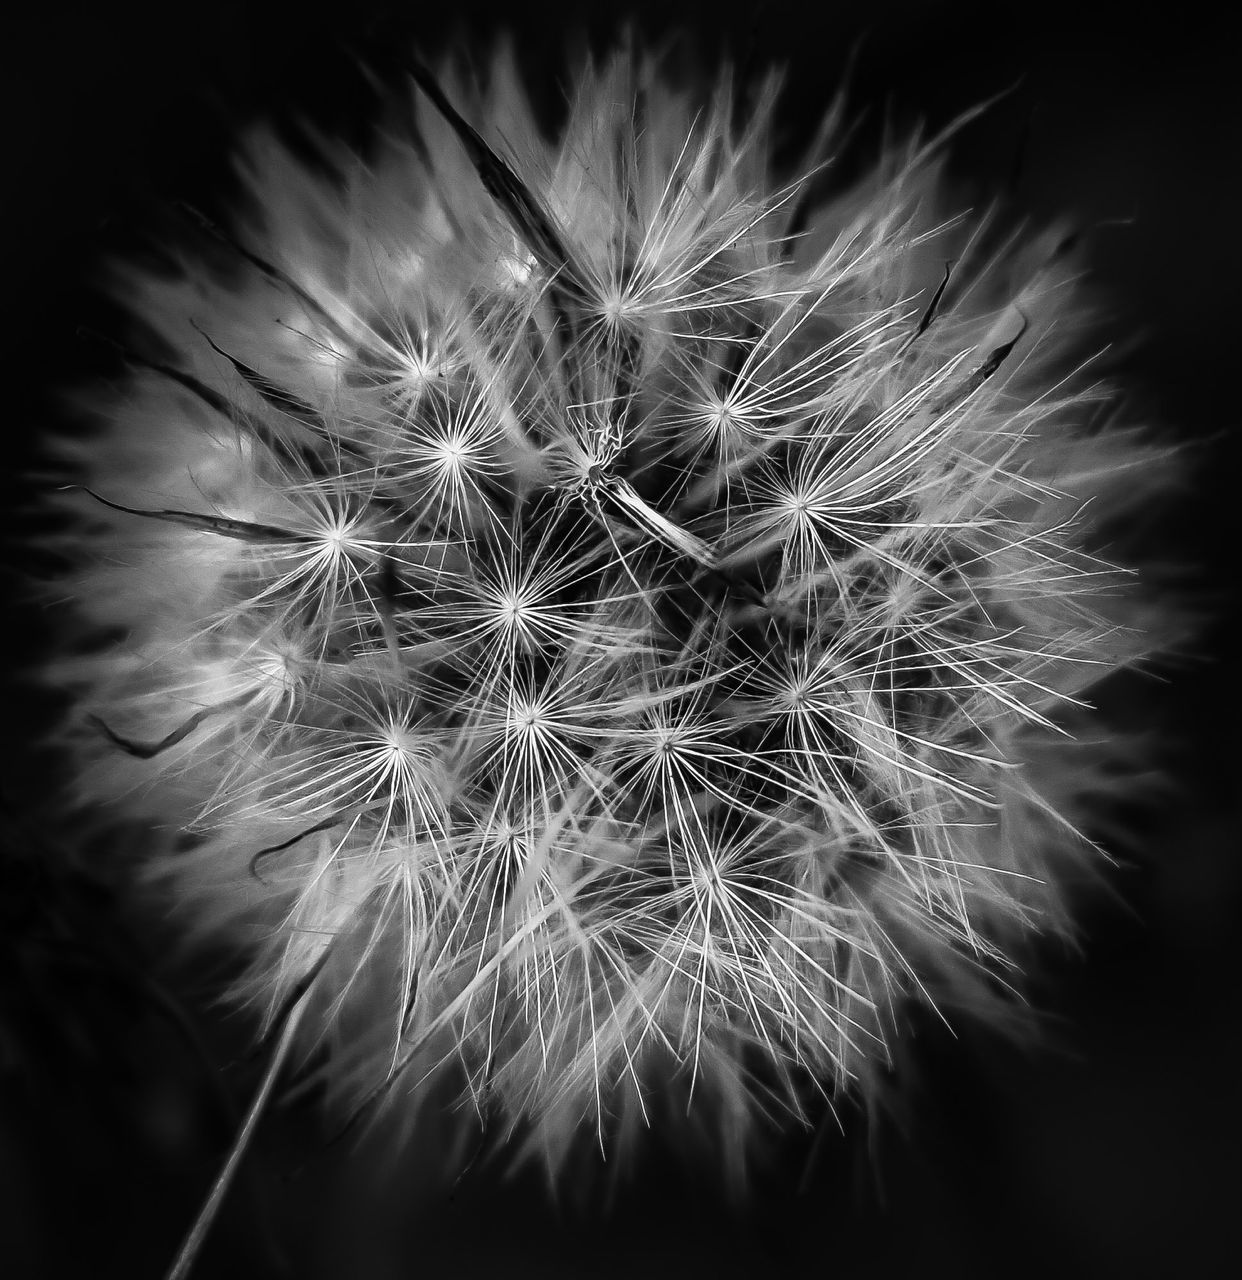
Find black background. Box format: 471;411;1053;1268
2;3;1238;1277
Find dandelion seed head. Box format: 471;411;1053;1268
47;39;1179;1187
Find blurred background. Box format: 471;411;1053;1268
2;2;1238;1276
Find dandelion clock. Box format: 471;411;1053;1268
37;22;1185;1275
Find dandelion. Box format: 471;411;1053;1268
49;37;1174;1220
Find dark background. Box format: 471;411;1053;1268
2;3;1238;1277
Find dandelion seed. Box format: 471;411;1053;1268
48;38;1177;1201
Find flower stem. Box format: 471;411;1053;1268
163;985;311;1280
